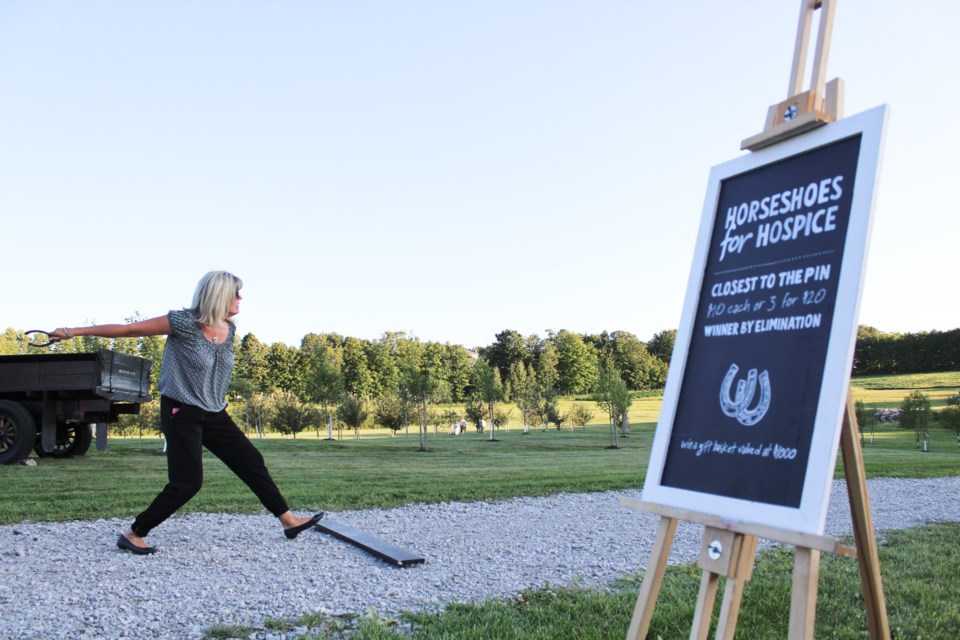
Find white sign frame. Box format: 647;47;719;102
642;105;889;535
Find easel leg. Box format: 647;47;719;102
840;394;891;640
715;535;759;640
688;529;759;640
789;547;821;640
626;516;679;640
690;571;720;640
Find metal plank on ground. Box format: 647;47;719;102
314;519;425;568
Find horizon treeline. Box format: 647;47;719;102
854;326;960;375
0;326;676;403
2;325;957;400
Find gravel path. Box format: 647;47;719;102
2;477;959;639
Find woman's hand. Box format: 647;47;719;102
46;328;72;343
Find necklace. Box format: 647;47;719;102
207;325;224;344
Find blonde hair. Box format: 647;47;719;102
189;271;243;327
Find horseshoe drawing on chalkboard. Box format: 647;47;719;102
719;364;771;426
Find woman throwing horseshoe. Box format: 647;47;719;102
47;270;323;555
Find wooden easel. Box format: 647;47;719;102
742;0;843;151
622;396;889;639
623;2;890;638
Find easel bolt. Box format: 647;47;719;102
708;539;723;560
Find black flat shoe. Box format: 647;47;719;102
117;534;157;555
284;512;324;539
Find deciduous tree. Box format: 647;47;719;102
400;340;448;451
336;394;369;440
342;337;375;399
375;394;407;437
480;330;527;391
272;390;308;439
301;335;344;440
511;362;540;434
236;333;270;393
593;369;630;448
647;329;677;365
941;394;960;448
567;403;595;430
900;390;932;450
553;330;598;394
473;359;503;441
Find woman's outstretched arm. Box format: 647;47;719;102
47;315;172;343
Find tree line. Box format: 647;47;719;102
6;323;958;384
0;324;675;448
5;323;956;443
853;327;960;375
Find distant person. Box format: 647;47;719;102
479;418;486;434
47;271;323;555
459;418;468;435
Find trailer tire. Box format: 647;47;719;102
34;423;94;458
0;400;38;465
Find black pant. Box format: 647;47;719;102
131;396;289;537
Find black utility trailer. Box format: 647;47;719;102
0;349;152;464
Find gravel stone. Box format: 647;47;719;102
1;477;958;639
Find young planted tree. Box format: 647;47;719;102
375;394;407;437
593;369;629;449
428;408;449;435
567;403;595;431
854;398;877;445
336;394;369;440
940;394;960;448
242;392;272;438
302;403;324;439
473;359;504;442
272;390;308;439
546;402;566;430
400;340;447;452
535;396;555;432
511;362;540;434
900;390;932;451
465;397;487;433
302;336;344;440
494;407;514;433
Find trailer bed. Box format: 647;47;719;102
0;350;151;404
0;349;153;463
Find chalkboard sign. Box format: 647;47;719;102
642;105;888;535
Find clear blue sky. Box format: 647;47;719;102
2;1;956;349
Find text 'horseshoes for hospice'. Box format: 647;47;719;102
642;105;888;535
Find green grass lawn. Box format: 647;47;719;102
3;416;958;526
850;370;960;408
3;371;959;639
0;425;655;524
2;371;959;525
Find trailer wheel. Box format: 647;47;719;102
34;423;94;458
0;400;38;465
